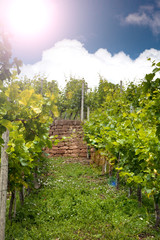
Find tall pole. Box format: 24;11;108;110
81;80;84;121
87;106;90;121
0;129;9;240
120;80;123;94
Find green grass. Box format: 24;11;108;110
6;157;160;240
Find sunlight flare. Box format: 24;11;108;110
7;0;52;37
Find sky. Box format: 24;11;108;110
1;0;160;88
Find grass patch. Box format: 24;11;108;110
6;157;160;239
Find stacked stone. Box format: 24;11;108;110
45;120;87;158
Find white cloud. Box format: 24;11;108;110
125;12;150;25
123;3;160;34
20;39;160;89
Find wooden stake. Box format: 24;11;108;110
0;129;9;240
81;80;84;121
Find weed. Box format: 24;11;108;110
6;157;160;240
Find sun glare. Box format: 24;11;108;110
7;0;51;37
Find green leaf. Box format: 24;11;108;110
19;158;28;166
133;175;143;184
30;107;41;114
145;73;155;81
0;119;13;130
18;89;34;106
153;67;160;74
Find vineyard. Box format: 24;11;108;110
83;60;160;228
5;157;160;239
0;33;160;239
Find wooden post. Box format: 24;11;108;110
120;80;123;93
0;129;9;240
87;106;90;121
81;80;84;121
41;79;43;96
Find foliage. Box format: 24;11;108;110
57;77;88;119
86;77;119;112
0;73;59;203
53;76;118;120
18;75;59;96
0;32;22;81
83;61;160;226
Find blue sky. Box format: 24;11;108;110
8;0;160;63
61;0;160;59
2;0;160;87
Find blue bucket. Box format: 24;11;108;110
108;177;117;187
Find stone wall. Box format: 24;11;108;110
45;120;87;158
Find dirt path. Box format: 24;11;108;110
63;157;91;165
